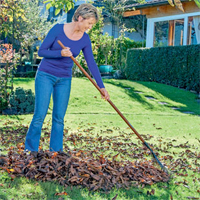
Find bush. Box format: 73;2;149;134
9;87;35;114
25;71;36;78
93;35;143;70
0;97;8;112
125;44;200;92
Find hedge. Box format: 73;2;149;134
125;44;200;92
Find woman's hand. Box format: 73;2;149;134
61;47;72;57
100;88;110;101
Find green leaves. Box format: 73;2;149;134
194;0;200;8
9;87;35;114
43;0;76;14
45;2;52;10
168;0;200;11
168;0;184;12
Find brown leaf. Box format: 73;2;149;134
65;158;72;165
55;192;68;196
112;194;118;200
91;174;100;181
70;165;76;175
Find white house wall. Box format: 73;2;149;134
103;22;144;41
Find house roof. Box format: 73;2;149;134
117;0;189;10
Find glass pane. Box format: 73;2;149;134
174;19;184;46
154;21;169;47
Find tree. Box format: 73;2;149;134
0;0;57;111
0;0;26;43
1;0;57;64
13;0;55;63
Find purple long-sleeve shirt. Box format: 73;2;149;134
38;23;104;88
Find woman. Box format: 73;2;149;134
25;3;110;152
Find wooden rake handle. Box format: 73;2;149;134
57;40;145;143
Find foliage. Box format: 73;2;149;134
168;0;184;12
168;0;200;11
44;0;77;15
0;97;8;112
97;33;113;65
0;43;15;106
193;0;200;8
126;44;200;92
9;87;35;114
25;71;36;78
0;0;56;64
95;32;143;72
0;0;26;37
15;0;56;64
112;27;143;77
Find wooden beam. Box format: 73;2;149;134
168;20;175;46
123;10;142;17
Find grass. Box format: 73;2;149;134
0;77;200;200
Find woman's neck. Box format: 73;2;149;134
64;22;84;40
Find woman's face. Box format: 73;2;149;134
78;16;96;32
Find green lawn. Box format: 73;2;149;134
0;77;200;200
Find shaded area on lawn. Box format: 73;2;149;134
103;79;154;110
103;79;200;116
139;81;200;116
13;78;35;84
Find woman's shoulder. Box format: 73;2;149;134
83;32;91;42
52;23;64;29
48;23;64;36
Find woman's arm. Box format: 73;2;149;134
82;36;105;88
38;24;62;58
82;35;110;100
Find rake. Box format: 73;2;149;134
57;40;169;174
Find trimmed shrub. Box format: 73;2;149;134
125;44;200;92
9;87;35;114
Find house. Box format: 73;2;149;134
122;0;200;47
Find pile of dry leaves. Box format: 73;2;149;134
0;146;169;191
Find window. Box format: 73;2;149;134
147;13;200;47
154;19;184;47
187;16;200;45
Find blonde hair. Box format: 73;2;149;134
72;3;99;22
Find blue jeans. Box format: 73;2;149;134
25;70;71;152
